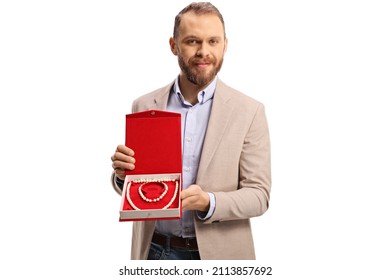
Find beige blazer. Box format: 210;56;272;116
116;79;271;260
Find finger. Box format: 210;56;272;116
181;204;190;211
181;185;201;198
181;197;191;210
180;188;194;200
116;145;134;156
115;169;126;180
112;151;136;164
115;168;125;174
181;198;187;210
180;189;188;200
112;160;135;171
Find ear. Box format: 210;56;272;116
223;37;228;55
169;37;178;56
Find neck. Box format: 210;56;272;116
178;75;212;105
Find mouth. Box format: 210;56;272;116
194;60;212;69
195;63;210;69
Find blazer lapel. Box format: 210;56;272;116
151;82;174;110
197;80;234;183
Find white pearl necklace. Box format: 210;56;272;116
126;179;179;211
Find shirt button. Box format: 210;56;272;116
184;167;190;172
185;137;192;142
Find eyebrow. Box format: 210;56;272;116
182;35;223;41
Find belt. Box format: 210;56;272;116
152;232;198;250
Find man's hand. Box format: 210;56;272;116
111;145;135;180
181;185;210;212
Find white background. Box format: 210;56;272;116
1;0;389;279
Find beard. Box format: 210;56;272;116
178;54;223;88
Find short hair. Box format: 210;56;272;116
173;2;226;39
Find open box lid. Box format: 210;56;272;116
125;110;182;175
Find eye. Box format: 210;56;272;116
209;39;219;45
186;39;198;45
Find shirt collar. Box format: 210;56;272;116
173;76;217;106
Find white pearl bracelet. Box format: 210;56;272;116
138;181;168;202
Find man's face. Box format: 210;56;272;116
171;12;227;88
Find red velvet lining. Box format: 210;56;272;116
125;111;182;176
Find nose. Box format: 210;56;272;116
196;42;210;57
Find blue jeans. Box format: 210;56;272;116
147;241;201;260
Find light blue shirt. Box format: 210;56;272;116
155;76;217;238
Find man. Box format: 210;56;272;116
111;2;271;260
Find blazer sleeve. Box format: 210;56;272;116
204;103;271;223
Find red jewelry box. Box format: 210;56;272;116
119;110;182;221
